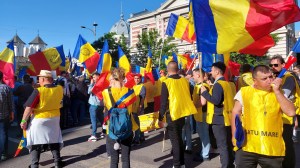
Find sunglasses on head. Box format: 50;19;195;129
269;64;279;67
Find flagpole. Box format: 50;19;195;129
158;38;165;68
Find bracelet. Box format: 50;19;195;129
21;119;27;124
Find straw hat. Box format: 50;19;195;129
37;70;53;78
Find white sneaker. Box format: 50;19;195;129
88;135;98;142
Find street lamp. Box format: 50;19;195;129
81;21;98;41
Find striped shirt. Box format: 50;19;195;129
0;83;13;120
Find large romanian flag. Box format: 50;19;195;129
29;46;63;74
97;39;112;73
0;41;15;88
192;0;300;54
73;34;100;74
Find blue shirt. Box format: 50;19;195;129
88;83;103;106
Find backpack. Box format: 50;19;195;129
107;88;132;142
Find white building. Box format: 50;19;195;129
128;0;297;59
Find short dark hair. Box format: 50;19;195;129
212;62;226;75
270;55;285;64
193;68;205;76
252;65;270;79
92;72;100;76
23;75;31;83
0;71;3;81
167;61;179;72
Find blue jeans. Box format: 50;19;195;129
71;99;86;124
196;113;211;159
182;115;192;150
89;105;104;136
0;118;9;156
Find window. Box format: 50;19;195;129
142;28;147;34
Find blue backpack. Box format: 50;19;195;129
108;88;132;141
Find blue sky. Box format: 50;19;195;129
1;0;300;54
0;0;165;54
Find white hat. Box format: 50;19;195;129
37;70;53;78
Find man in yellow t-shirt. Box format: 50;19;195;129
232;65;295;168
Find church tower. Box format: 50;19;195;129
6;33;26;56
28;33;47;55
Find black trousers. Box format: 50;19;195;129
235;149;283;168
30;143;62;168
144;102;154;114
167;116;185;168
107;134;133;168
212;124;234;168
282;124;295;168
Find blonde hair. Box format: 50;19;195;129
111;68;125;81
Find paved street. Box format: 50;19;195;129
1;124;300;168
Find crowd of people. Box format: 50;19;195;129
0;54;299;168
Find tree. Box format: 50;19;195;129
230;33;282;67
92;32;130;67
135;29;177;68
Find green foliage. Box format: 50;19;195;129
135;29;177;68
92;32;130;67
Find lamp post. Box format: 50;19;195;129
81;21;98;41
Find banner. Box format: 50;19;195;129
138;112;165;132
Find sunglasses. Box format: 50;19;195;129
269;64;279;67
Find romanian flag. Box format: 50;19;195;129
0;41;15;88
73;34;100;74
55;45;67;74
92;71;110;100
166;2;195;44
145;48;155;84
14;130;27;157
57;45;66;68
192;0;300;55
29;46;63;74
135;65;145;76
162;55;173;66
118;46;131;73
97;39;112;73
172;53;192;70
118;46;135;88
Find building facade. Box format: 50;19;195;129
128;0;297;59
